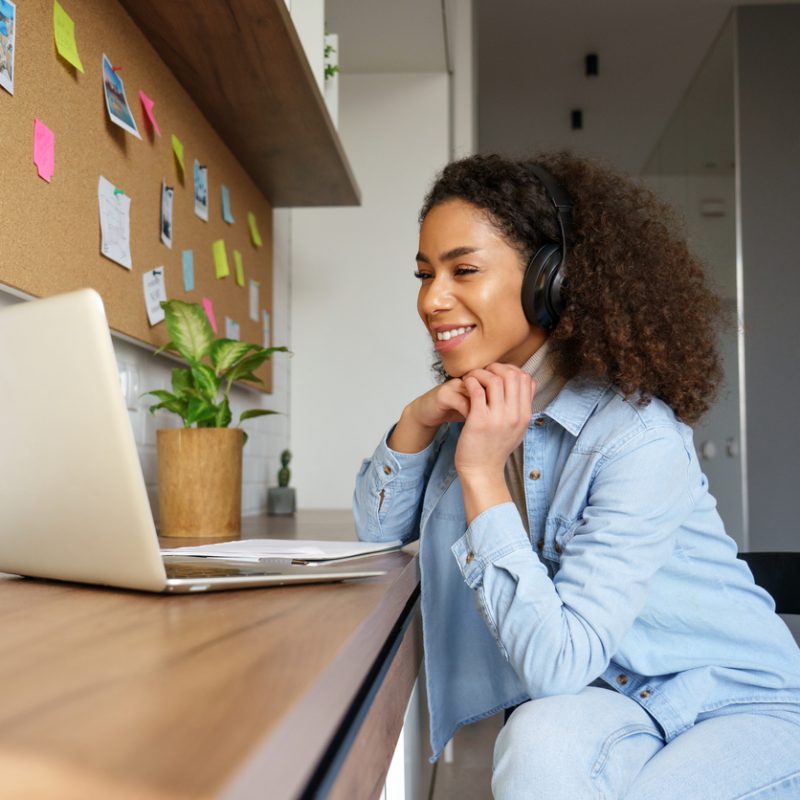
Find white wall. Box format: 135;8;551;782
289;72;450;509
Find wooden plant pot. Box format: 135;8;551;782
157;428;244;537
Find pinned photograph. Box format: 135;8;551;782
193;159;208;221
102;53;140;138
160;180;174;249
0;0;16;96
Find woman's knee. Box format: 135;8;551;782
492;689;663;800
492;694;599;798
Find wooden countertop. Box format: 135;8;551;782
0;511;419;799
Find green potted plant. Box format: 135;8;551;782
144;299;288;537
268;449;296;515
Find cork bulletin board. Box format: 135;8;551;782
0;0;275;390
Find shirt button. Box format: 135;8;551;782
639;689;651;699
534;417;546;426
616;674;629;686
528;469;541;480
536;539;544;551
466;551;474;565
554;542;562;554
383;465;392;475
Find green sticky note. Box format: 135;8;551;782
53;1;85;73
233;250;245;287
171;134;185;175
247;212;263;248
212;239;230;279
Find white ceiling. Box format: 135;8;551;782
325;0;799;173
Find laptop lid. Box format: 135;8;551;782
0;289;170;591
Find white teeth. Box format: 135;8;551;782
436;326;474;341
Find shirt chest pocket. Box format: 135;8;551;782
534;515;580;572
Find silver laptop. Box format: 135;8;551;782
0;289;384;592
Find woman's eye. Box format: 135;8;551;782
455;267;479;276
414;271;432;281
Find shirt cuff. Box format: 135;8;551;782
451;502;532;589
369;424;440;487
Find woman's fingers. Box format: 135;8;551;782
463;367;505;409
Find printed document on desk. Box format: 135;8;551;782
160;539;404;564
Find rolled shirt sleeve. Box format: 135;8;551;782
353;424;444;544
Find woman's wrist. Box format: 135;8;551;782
459;469;511;526
387;404;439;454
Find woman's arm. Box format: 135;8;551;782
352;417;444;544
353;379;471;544
452;426;693;698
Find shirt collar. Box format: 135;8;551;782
542;377;612;436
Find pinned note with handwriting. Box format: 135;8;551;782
143;267;167;326
98;176;132;269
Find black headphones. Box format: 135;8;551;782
521;164;574;330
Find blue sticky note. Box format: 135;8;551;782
182;250;195;292
221;184;234;224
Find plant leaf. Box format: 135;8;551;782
143;390;189;421
216;396;233;428
210;339;260;376
186;397;218;426
191;363;219;404
238;409;279;424
225;350;271;384
162;300;214;362
171;368;194;398
231;372;265;386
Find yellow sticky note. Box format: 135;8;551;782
233;250;245;287
171;134;185;175
53;1;85;73
247;212;263;248
212;240;230;279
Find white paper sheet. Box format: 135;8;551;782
98;175;132;269
160;538;403;563
143;266;167;326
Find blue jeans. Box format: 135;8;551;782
492;687;800;799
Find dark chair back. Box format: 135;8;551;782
738;552;800;615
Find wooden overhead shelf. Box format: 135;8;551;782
118;0;361;208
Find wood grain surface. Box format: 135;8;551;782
0;511;419;799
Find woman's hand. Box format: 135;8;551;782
388;379;471;454
455;363;536;522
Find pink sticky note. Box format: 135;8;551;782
33;119;55;183
139;91;161;137
202;297;218;334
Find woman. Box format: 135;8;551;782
353;153;800;799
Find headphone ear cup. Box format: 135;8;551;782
522;243;562;329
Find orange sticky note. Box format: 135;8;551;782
33;119;55;182
139;91;161;137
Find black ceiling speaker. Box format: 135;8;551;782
571;109;583;130
585;53;598;76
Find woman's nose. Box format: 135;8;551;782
419;276;454;316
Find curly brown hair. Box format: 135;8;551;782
419;152;724;424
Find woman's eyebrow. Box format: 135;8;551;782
415;246;482;264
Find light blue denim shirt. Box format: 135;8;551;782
353;378;800;761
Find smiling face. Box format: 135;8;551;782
416;199;547;377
